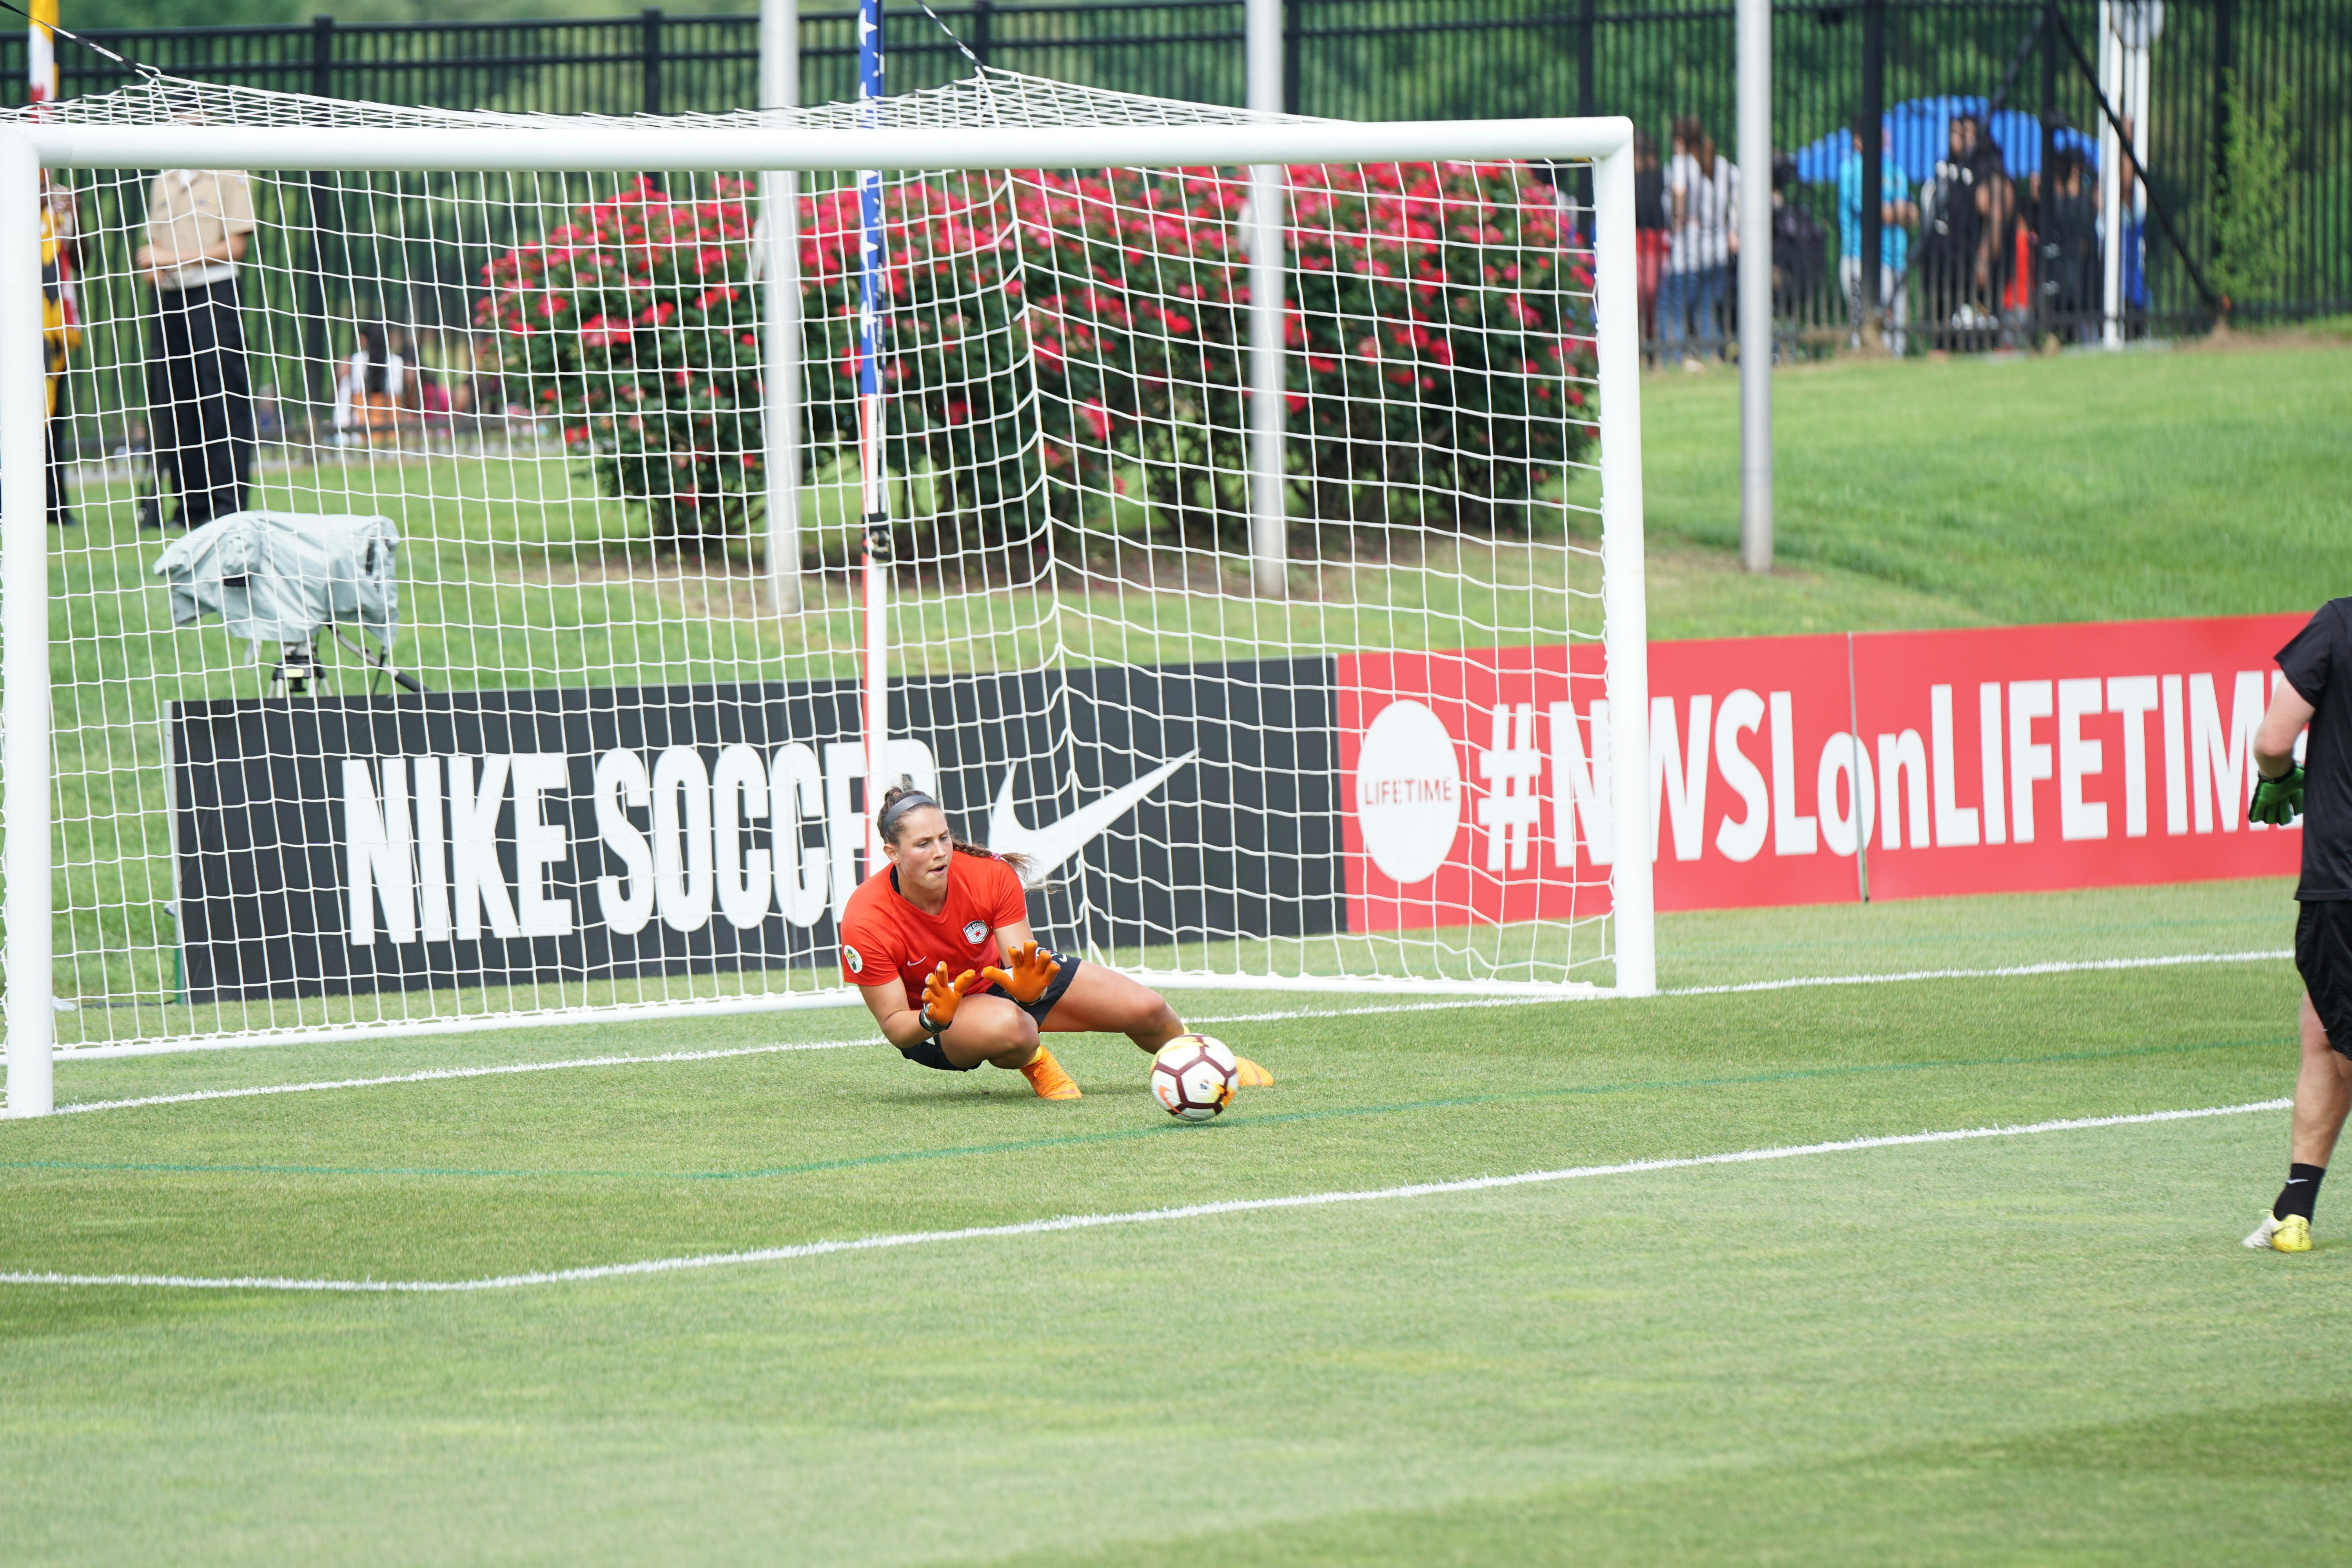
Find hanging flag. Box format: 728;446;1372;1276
28;0;58;107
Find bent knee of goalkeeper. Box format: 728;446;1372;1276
943;996;1041;1064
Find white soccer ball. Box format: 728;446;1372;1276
1150;1033;1238;1122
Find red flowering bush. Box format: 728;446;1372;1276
487;163;1594;563
477;177;762;551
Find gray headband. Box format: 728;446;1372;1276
876;788;942;841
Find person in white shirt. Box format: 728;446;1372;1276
1660;115;1739;369
132;168;257;529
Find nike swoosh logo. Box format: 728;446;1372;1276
988;751;1199;887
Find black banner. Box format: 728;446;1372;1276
168;659;1342;1002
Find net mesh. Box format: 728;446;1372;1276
11;69;1616;1051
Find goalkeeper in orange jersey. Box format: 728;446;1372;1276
839;782;1274;1101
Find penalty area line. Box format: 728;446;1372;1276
0;1098;2289;1294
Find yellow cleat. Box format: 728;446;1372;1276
1019;1047;1082;1101
1232;1055;1274;1089
2271;1214;2313;1253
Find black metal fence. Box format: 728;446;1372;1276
6;0;2345;339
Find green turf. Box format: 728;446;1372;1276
2;879;2343;1565
15;343;2349;1560
1634;339;2352;635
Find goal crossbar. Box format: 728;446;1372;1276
11;118;1634;176
0;106;1653;1115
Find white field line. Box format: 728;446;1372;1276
1659;947;2292;998
51;1040;872;1116
34;947;2297;1119
0;1098;2289;1294
34;947;2296;1069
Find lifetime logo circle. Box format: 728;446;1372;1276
1354;700;1463;885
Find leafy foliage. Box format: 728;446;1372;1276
477;178;764;552
488;163;1596;563
2210;70;2295;316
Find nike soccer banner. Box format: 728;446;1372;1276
1334;613;2305;922
167;661;1341;1002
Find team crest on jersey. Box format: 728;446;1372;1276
963;920;987;945
844;944;864;974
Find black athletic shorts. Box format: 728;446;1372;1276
895;952;1081;1072
2295;901;2352;1060
981;952;1080;1025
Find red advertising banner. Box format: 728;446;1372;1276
1336;613;2305;923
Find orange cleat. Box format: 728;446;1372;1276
1019;1047;1083;1101
1232;1055;1275;1088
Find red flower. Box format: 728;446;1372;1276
577;315;631;349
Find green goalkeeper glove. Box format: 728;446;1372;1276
2249;765;2306;827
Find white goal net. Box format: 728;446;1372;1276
0;69;1649;1086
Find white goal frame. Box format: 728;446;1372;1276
0;115;1653;1117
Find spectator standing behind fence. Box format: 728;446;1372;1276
1838;126;1915;355
1918;114;1985;349
2035;145;2100;340
41;173;80;528
1770;153;1828;333
1660;116;1737;370
133;168;257;530
1632;131;1668;356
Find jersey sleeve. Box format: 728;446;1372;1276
989;857;1031;929
837;904;897;987
2278;602;2343;709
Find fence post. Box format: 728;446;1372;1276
2212;0;2235;203
2038;0;2058;343
1577;0;1596;216
971;0;993;71
1282;0;1301;115
642;7;663;116
303;15;335;432
1577;0;1595;119
1857;0;1885;351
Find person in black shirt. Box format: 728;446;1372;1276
2036;145;2099;343
2243;599;2352;1252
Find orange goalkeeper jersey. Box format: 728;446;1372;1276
838;852;1028;991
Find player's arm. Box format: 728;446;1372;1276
2250;679;2317;825
2257;681;2316;777
857;967;980;1050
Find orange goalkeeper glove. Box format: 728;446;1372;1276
917;963;978;1034
982;941;1062;1004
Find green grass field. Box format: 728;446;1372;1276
7;341;2350;1564
0;879;2337;1564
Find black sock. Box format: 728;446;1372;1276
2274;1163;2326;1222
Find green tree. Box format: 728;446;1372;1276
2209;68;2294;319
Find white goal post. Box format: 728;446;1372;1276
0;80;1650;1116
